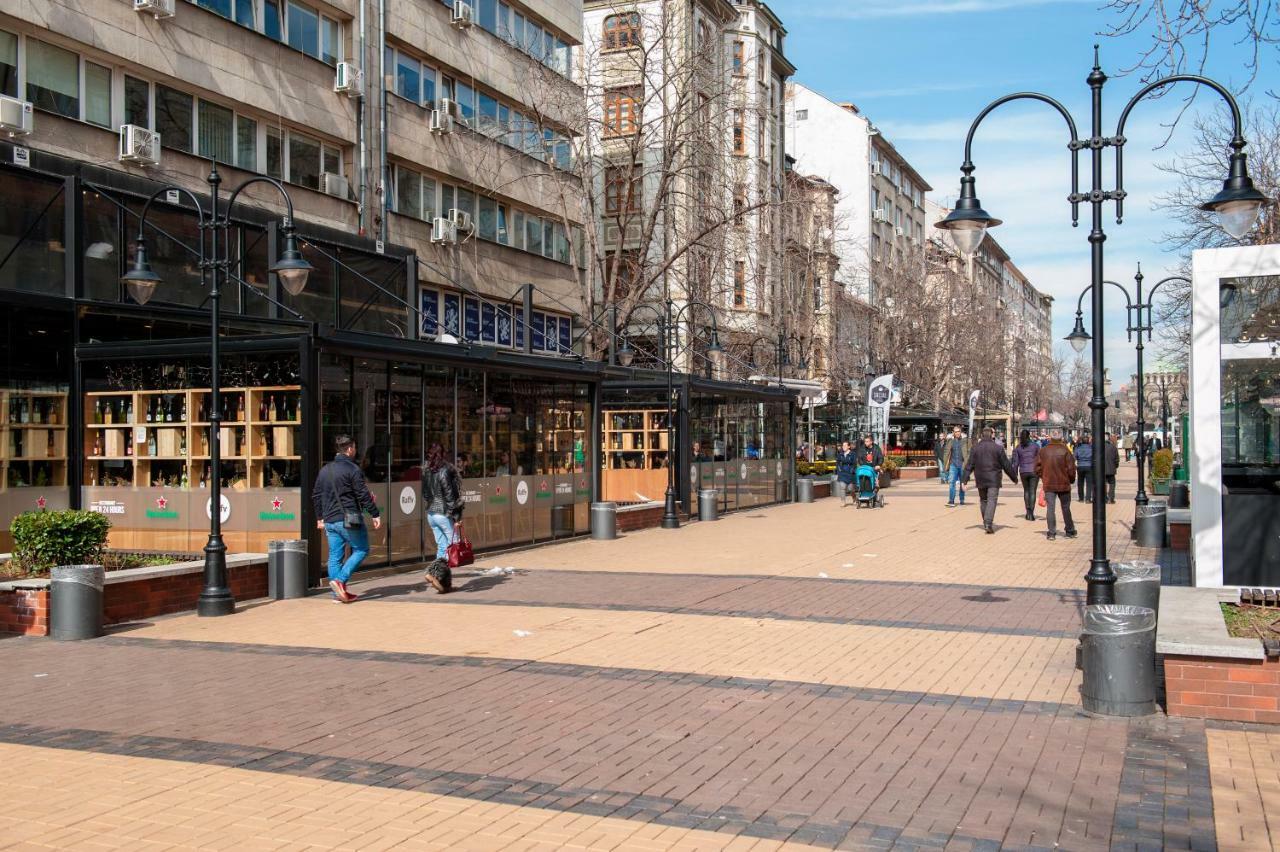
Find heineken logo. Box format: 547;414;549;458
259;495;296;522
36;496;46;509
146;495;178;519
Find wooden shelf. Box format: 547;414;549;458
2;390;70;488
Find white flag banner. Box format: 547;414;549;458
967;389;981;435
868;374;894;443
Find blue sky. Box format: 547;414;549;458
770;0;1275;394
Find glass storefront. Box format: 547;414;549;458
688;392;792;511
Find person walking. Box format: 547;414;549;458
835;440;857;506
941;425;969;507
1102;434;1120;504
1034;436;1078;540
961;427;1018;534
933;435;946;485
1011;429;1041;521
1074;434;1094;503
312;434;382;603
422;443;463;594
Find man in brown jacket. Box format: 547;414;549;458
1034;437;1077;541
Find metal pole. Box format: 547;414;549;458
1084;57;1115;606
662;298;679;528
198;164;234;617
1133;267;1148;516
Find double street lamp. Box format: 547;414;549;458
615;298;723;529
935;47;1267;605
122;163;312;617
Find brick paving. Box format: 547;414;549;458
0;463;1267;850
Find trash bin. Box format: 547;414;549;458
49;564;105;640
590;502;617;540
1081;604;1157;716
552;505;574;537
1135;504;1166;548
268;539;308;599
1169;481;1189;509
796;478;814;504
833;480;846;500
1114;559;1161;616
698;489;719;522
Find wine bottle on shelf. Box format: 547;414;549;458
93;433;101;456
48;401;58;425
125;400;133;424
103;400;113;425
31;399;42;424
269;395;278;422
180;430;187;454
236;396;245;423
180;468;188;489
259;397;267;421
145;397;153;422
125;433;132;456
201;428;209;455
164;396;173;422
46;430;54;458
148;432;157;458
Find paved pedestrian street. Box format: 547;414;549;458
1;468;1276;851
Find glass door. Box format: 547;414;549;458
389;362;424;563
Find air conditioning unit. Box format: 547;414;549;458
432;217;458;245
334;62;362;95
0;96;33;137
439;98;458;118
895;226;905;237
872;207;888;223
429;109;454;134
451;0;474;27
869;161;883;176
322;171;349;199
118;124;161;166
448;208;473;233
133;0;175;19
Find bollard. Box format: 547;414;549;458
590;502;617;540
1081;605;1157;716
50;564;105;640
796;478;814;504
278;540;308;599
698;489;719;522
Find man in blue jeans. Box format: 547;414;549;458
941;424;970;506
312;434;381;603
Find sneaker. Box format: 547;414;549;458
946;502;956;507
1047;532;1056;541
985;525;994;534
329;580;353;603
1064;530;1078;539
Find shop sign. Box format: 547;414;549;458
515;480;530;505
575;477;590;498
259;496;296;522
739;463;748;481
555;482;572;496
489;484;508;505
35;496;47;510
888;425;902;433
689;465;697;485
146;495;179;520
535;479;552;499
776;462;783;477
398;486;417;515
205;494;231;523
912;425;928;432
90;499;125;516
462;489;481;505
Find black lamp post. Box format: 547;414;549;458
1066;269;1188;532
936;47;1267;606
122;163;312;617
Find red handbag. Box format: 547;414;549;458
447;522;474;568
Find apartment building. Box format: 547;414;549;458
779;165;840;382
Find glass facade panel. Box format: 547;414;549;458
0;172;65;295
156;86;194;152
124;76;149;128
0;30;16;97
337;247;407;337
198;100;235;163
26;38;78;119
84;62;111;128
236;116;257;170
286;0;320;59
288;133;322;190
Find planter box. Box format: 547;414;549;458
898;465;937;481
879;472;892;489
1151;477;1171;496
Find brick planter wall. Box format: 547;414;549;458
1169;522;1190;552
812;481;831;499
0;588;48;635
617;505;665;533
1165;654;1280;723
897;466;938;481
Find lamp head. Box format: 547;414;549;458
616;336;635;367
121;238;162;305
1220;282;1238;309
1201;146;1268;239
1065;313;1090;354
270;225;313;296
934;167;1001;256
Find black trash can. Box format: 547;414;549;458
1169;481;1190;509
1081;604;1157;716
796;478;814;504
698;489;719;522
49;564;105;640
1114;559;1161;616
1135;505;1166;548
552;505;574;536
590;502;617;540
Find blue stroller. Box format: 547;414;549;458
854;463;883;508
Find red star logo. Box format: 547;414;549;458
156;496;168;510
540;480;548;490
495;486;503;495
271;497;283;511
36;496;46;509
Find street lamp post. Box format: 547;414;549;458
1066;269;1188;531
122;163;312;617
936;47;1267;605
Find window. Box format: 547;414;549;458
455;81;475;125
395;51;420;102
266;126;283;179
525;215;542;255
395;167;422;219
814;277;824;310
604;165;640;215
733;184;746;223
795;108;808;121
236;116;257;169
757;48;765;82
733;262;746;308
603;87;640;136
198;100;235;162
156;86;194;153
264;0;283;40
0;31;15;97
605;251;640;299
731;40;745;74
732;109;745;155
477;196;498;241
286;1;319;58
478;0;496;31
478;92;499;136
26;39;78;118
125;76;150;127
602;13;640;50
422;67;436;109
84;62;111;128
757;117;766;158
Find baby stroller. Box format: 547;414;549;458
854;463;883;508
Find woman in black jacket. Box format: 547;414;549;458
835;441;857;506
422;443;463;593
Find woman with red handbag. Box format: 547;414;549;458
422;443;464;593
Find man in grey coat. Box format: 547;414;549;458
962;427;1019;534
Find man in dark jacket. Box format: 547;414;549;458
1102;435;1120;504
1074;435;1094;503
312;434;382;602
962;427;1018;534
1034;437;1077;540
857;434;884;468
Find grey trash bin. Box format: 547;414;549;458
268;539;308;599
1081;604;1157;716
698;489;719;522
1114;559;1161;616
796;478;814;504
590;502;617;540
1169;481;1190;509
50;564;105;640
1135;505;1166;548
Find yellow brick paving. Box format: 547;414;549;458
1207;728;1280;850
0;744;824;851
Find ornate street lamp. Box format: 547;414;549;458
937;46;1267;606
122;163;312;617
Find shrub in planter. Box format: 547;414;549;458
881;456;903;480
1149;448;1174;494
10;509;111;577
